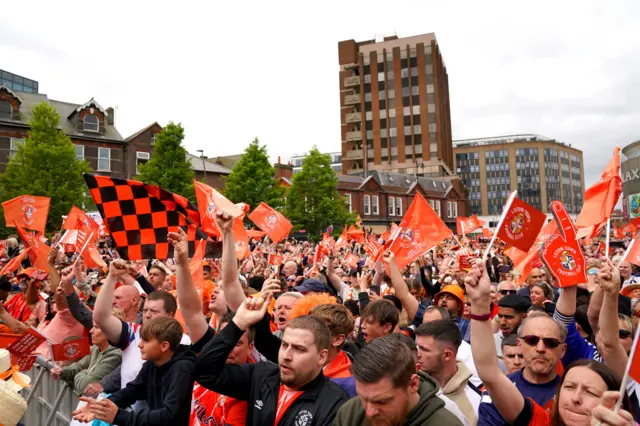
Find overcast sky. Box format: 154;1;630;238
2;0;639;186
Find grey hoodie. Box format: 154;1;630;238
333;371;464;426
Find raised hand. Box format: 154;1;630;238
539;201;587;288
464;259;491;302
382;250;395;265
108;259;129;279
233;293;273;330
590;391;635;426
168;228;189;266
599;259;621;295
48;246;58;265
260;276;282;297
214;209;234;234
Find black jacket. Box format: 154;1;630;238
108;345;196;426
195;321;349;426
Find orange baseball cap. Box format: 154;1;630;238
434;284;465;314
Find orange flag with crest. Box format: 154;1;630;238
456;215;485;235
496;196;546;253
2;195;50;234
388;193;452;270
576;148;622;238
248;202;292;243
194;180;244;238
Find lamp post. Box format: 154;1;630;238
196;149;207;180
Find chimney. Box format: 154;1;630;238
106;107;114;126
277;155;281;164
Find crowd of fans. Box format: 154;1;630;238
0;209;638;425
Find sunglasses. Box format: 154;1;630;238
499;290;517;296
619;330;632;339
521;335;562;349
286;277;296;282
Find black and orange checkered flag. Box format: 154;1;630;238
84;174;221;260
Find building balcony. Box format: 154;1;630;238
345;150;363;160
344;94;360;105
345;112;361;123
346;130;362;142
344;75;360;88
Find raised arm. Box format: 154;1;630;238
326;249;348;295
60;267;94;330
214;210;245;312
0;303;28;333
92;260;129;344
596;260;628;378
168;228;209;343
587;285;604;334
465;260;525;423
382;251;418;320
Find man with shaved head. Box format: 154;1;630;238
517;268;557;301
112;285;141;323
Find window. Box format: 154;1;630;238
372;196;379;215
9;138;23;157
447;201;458;218
83;114;99;132
75;144;84;160
396;197;403;216
364;195;371;216
344;194;352;212
429;199;441;216
0;100;12;120
389;197;395;216
136;151;150;174
98;147;111;171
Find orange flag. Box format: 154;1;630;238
364;240;383;260
0;247;32;275
621;239;640;267
623;223;638;236
2;195;50;234
347;225;365;243
456;215;485;235
482;228;494;238
613;227;625;240
247;229;266;239
194;180;244;238
190;239;206;291
14;222;49;270
576;147;622;237
335;226;349;250
388;193;452;270
511;220;558;282
496;196;546;253
248;202;292;243
344;252;359;269
232;220;250;260
63;206;100;259
83;244;107;269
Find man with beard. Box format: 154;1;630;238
195;295;349;426
493;294;530;372
333;335;463;425
434;285;471;343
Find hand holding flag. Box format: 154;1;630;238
539;201;587;288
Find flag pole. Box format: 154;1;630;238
614;323;640;413
605;218;611;258
482;191;518;260
461;221;466;238
72;232;94;267
618;239;635;268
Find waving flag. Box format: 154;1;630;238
576;147;622;238
2;195;50;234
495;195;546;253
623;223;638;236
194;180;244;238
247;229;266;240
14;222;49;270
335;226;349;250
248;202;292;243
0;247;32;275
84;174;221;260
347;225;365;243
388;193;452;270
510;220;558;283
364;240;383;260
612;227;625;240
620;239;640;267
482;228;494;238
456;215;485;235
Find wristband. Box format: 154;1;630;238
469;313;491;321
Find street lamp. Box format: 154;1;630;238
196;149;207;180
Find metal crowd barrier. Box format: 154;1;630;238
20;355;80;426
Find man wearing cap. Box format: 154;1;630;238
434;285;471;343
293;278;327;296
493;294;530;372
4;267;47;323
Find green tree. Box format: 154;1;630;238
136;122;195;200
0;102;91;235
286;147;353;239
224;138;284;210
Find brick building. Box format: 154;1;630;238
337;170;466;233
338;33;454;178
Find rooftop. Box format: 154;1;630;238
187;153;232;174
452;134;577;150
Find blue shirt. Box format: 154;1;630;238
478;370;560;425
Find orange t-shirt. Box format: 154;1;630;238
190;383;248;426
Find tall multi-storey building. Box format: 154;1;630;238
290;151;342;174
338;33;453;178
0;69;39;93
453;134;584;221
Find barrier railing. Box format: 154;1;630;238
20;355;80;426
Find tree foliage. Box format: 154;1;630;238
136;122;195;201
224;138;284;210
286;147;353;239
0;102;91;235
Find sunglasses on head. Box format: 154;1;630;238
521;335;562;349
499;290;517;296
619;329;632;339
